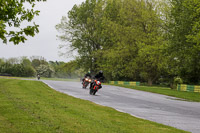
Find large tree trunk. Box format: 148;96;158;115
170;83;177;89
148;78;153;86
170;83;174;89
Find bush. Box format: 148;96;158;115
172;77;183;89
174;77;183;85
36;65;54;78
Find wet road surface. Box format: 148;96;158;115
43;80;200;133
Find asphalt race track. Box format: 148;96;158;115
43;80;200;133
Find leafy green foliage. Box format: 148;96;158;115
0;0;46;44
168;0;200;84
56;0;168;84
174;77;183;85
0;58;36;77
0;57;81;78
36;64;54;78
49;60;80;78
31;57;48;69
56;0;105;73
56;0;200;85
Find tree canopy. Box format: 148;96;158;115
168;0;200;84
0;56;81;78
0;0;46;44
56;0;200;86
56;0;167;85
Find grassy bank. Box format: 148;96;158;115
0;76;80;82
0;78;187;133
40;77;80;82
110;84;200;102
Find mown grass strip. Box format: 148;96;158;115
110;84;200;102
0;78;188;133
0;76;80;82
40;77;80;82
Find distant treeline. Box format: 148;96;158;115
0;56;82;78
56;0;200;87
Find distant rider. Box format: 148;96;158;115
37;74;40;80
82;71;92;84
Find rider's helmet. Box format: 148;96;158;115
99;70;103;74
88;71;91;74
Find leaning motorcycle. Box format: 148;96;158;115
90;79;102;95
82;77;92;89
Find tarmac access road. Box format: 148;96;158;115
43;80;200;133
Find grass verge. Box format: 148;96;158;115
109;84;200;102
0;76;80;82
0;78;188;133
40;77;80;82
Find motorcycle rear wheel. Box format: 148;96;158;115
89;89;93;95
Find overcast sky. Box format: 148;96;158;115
0;0;85;62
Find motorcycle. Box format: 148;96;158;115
37;75;40;80
82;76;92;89
90;79;102;95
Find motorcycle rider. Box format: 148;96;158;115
37;74;40;80
82;71;92;84
90;70;105;89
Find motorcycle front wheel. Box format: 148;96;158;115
93;90;97;95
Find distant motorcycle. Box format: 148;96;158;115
37;75;40;80
90;79;102;95
82;77;92;89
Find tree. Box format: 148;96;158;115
0;57;36;77
137;43;167;85
0;0;46;44
20;57;36;77
63;60;79;78
49;61;66;78
96;0;167;84
31;56;48;69
57;0;167;84
36;64;54;78
6;57;19;64
134;0;167;85
168;0;200;84
21;57;32;67
56;0;105;73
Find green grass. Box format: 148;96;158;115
0;78;187;133
0;76;80;82
109;84;200;102
40;77;80;82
